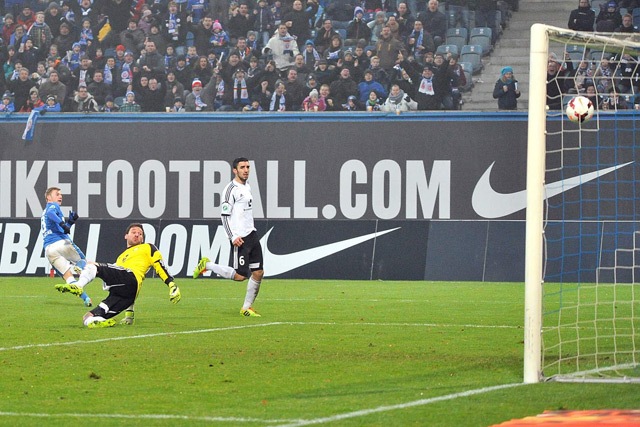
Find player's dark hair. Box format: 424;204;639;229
126;223;145;240
232;157;249;170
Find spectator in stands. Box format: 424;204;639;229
27;11;53;57
474;0;498;44
192;55;214;82
367;55;391;90
43;94;62;112
283;68;305;110
317;83;335;110
302;88;326;111
341;94;360;110
615;53;640;94
291;53;312;81
368;11;386;44
492;66;520;110
619;0;639;10
596;1;622;32
119;90;142;112
263;23;299;75
324;34;344;67
19;86;45;112
407;20;434;63
431;52;455;109
565;59;593;94
601;86;629;110
17;39;39;73
228;3;254;43
302;40;321;67
401;56;447;110
2;14;17;45
164;70;185;106
283;0;314;50
375;26;406;72
185;78;212;110
353;43;370;73
69;83;99;111
9;23;28;52
46;55;72;86
254;0;275;49
220;68;251;110
330;67;358;106
386;16;402;40
8;67;36;111
546;53;572;110
314;19;340;54
363;90;382;110
346;7;372;45
314;58;337;85
140;77;165;111
381;83;417;112
615;13;638;32
267;80;287;111
323;0;356;30
71;54;94;89
138;40;166;81
189;15;214;57
446;0;471;30
593;55;615;94
568;0;596;31
358;69;387;104
53;22;74;56
209;20;230;57
38;69;67;102
103;0;134;36
120;19;146;56
44;4;63;39
394;3;416;42
87;69;112;106
16;5;35;30
161;2;188;46
0;91;16;112
418;0;446;48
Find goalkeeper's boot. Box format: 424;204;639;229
55;283;83;296
240;307;261;317
119;310;135;325
193;257;210;279
87;318;116;329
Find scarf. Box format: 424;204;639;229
233;78;249;103
270;92;286;111
303;49;320;64
414;30;423;49
418;77;434;95
104;65;113;85
387;89;406;105
121;62;132;84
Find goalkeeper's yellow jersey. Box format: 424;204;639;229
116;243;174;286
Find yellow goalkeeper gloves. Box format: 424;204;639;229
168;282;181;304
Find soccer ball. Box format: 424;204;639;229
566;96;594;123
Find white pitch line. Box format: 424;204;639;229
0;321;520;352
0;411;304;424
272;383;527;427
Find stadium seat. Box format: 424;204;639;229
337;28;347;41
469;27;492;56
460;44;483;74
591;0;607;11
566;44;586;66
633;7;640;27
436;44;459;57
114;96;125;107
459;61;474;92
104;47;116;58
445;27;468;53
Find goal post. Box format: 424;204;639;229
524;24;640;384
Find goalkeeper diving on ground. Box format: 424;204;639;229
55;223;181;328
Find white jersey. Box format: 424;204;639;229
221;179;256;242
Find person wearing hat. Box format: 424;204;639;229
302;39;321;68
100;95;118;112
184;78;212;111
19;87;45;112
53;22;75;55
346;6;371;45
119;90;142;112
492;66;520;110
45;3;63;38
568;0;596;31
170;96;185;112
119;19;146;54
16;5;35;29
0;92;16;113
358;69;387;105
2;14;17;45
302;87;326;111
43;94;62;112
596;0;622;32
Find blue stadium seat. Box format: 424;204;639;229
633;7;640;26
337;28;347;41
445;27;468;53
469;27;492;56
114;96;125;107
566;44;586;66
460;44;483;74
436;44;459;57
459;61;474;92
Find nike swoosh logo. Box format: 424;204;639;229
472;161;634;219
261;227;400;277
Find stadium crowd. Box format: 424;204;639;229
0;0;516;113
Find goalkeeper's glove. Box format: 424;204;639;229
168;282;181;304
68;210;79;226
59;221;71;234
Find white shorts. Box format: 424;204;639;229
45;239;84;276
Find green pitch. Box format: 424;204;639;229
0;278;638;427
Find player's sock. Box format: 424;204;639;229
65;276;76;284
76;263;97;288
208;262;236;279
242;277;261;310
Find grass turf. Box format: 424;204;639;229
0;277;638;426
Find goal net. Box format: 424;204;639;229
525;24;640;383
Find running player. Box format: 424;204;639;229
193;157;265;317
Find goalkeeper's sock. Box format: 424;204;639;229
120;310;134;325
242;277;261;310
208;262;236;280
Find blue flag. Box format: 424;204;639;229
22;110;40;141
